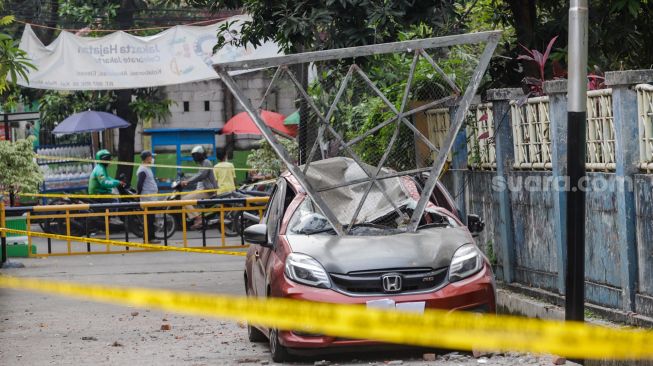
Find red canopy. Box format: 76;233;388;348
221;110;298;137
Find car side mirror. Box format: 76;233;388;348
244;224;270;247
467;214;485;237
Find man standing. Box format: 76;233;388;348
214;149;236;194
181;145;218;229
136;150;160;243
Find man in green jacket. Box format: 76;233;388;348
88;149;124;196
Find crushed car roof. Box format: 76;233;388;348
300;157;413;225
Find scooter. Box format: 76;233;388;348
166;174;262;237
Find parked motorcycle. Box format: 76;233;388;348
38;176;175;240
166;174;262;237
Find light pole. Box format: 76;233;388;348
566;0;587;326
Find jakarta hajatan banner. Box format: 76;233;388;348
17;15;280;90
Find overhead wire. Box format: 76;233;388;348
11;17;229;33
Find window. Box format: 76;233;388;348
183;101;189;112
204;101;210;111
263;180;286;242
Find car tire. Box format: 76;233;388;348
269;327;291;363
244;287;266;342
247;323;267;343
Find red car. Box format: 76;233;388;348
243;157;495;362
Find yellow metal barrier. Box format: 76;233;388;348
0;228;247;256
2;197;268;257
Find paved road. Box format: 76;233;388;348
1;250;568;365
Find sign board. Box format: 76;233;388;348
16;15;280;91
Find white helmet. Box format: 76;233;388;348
191;145;206;163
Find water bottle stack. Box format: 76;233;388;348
37;145;93;191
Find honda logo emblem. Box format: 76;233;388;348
382;274;402;292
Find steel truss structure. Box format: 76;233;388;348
215;31;501;235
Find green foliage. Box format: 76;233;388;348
191;0;461;53
39;91;116;129
246;137;298;176
0;137;43;194
59;0;119;25
39;88;173;130
493;0;653;82
0;15;36;94
486;239;497;266
129;88;174;122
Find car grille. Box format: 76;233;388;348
329;267;448;295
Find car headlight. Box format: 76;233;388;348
448;244;483;282
284;253;331;289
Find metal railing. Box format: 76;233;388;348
586;89;616;171
466;103;496;169
510;89;616;171
637;83;653;171
0;196;268;258
511;96;552;169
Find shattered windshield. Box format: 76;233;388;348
288;197;458;236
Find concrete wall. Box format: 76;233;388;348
132;70;297;152
466;170;501;274
508;171;558;292
451;71;653;319
635;174;653;316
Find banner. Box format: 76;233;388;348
17;15;280;90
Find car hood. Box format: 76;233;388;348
285;226;472;274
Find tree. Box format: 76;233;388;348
246;137;298;176
189;0;463;162
0;137;43;196
191;0;461;53
0;1;35;96
493;0;653;85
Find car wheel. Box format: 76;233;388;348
247;323;267;343
269;328;291;363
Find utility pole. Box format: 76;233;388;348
565;0;587;329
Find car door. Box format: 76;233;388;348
252;180;286;297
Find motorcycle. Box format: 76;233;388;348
39;176;176;240
166;174;262;237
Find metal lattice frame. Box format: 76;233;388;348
215;31;501;235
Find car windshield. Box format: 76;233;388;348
288;197;458;236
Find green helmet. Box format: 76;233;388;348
96;149;112;161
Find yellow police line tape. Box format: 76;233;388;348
0;228;247;256
0;276;651;360
36;154;255;171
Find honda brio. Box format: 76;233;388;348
243;157;495;362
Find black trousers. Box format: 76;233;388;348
146;214;156;239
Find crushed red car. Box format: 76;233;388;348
243;157;495;362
